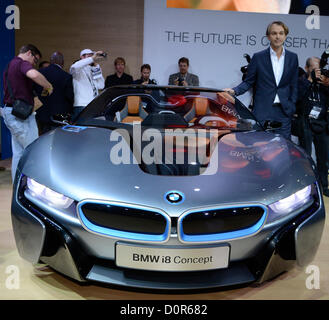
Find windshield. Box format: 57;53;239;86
75;86;262;131
74;86;268;176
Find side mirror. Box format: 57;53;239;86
263;120;282;130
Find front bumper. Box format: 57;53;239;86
11;177;325;290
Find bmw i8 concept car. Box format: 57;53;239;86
11;85;325;290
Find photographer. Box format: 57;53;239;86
133;64;157;85
168;57;199;87
2;44;53;181
70;49;106;121
296;56;329;197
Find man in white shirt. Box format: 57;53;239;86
225;21;299;139
270;45;285;104
70;49;106;121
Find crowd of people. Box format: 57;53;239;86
1;20;329;196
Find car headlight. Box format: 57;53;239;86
267;185;313;223
26;177;74;209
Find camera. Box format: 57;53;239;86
178;76;185;86
240;53;254;111
320;48;329;77
310;48;329;84
240;53;251;81
98;52;108;58
312;48;329;81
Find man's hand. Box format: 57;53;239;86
174;78;188;86
41;85;53;96
314;68;322;80
319;76;329;86
319;75;329;87
223;88;235;96
92;51;106;63
217;92;235;104
34;96;43;111
314;68;329;86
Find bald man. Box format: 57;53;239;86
34;52;74;134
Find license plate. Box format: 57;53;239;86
115;243;230;272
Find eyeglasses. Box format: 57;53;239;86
31;53;39;64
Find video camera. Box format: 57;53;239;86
240;53;254;111
240;54;251;81
320;48;329;77
311;48;329;82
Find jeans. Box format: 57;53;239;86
1;106;39;181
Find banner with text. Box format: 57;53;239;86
0;0;15;159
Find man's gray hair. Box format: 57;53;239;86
306;56;320;68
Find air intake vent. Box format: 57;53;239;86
179;205;267;242
78;201;170;242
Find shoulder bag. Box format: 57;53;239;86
4;63;33;120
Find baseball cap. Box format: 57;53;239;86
80;49;94;57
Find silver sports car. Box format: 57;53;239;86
11;85;325;290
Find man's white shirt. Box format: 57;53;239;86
70;57;105;107
270;46;285;104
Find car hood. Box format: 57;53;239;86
20;126;316;216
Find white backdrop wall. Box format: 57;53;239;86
143;0;329;105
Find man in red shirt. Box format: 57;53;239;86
2;44;53;181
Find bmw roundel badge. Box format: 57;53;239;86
165;191;185;204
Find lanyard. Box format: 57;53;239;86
84;68;98;97
308;83;321;103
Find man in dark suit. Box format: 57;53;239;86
35;52;74;134
226;21;299;139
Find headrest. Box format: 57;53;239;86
127;96;141;114
194;97;209;115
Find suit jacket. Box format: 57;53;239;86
168;72;199;86
233;47;298;121
35;64;74;123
